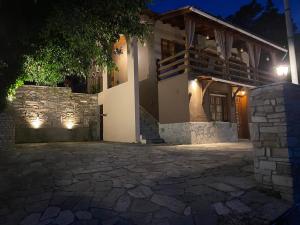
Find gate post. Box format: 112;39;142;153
250;83;300;203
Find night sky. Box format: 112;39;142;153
149;0;300;31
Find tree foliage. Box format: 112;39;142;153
227;0;263;31
0;0;150;111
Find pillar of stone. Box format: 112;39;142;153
0;106;15;150
250;82;300;203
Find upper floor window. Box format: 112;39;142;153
161;39;185;59
161;39;175;59
209;94;228;122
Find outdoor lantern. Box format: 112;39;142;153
276;65;289;77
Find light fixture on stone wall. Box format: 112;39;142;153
65;119;75;130
31;115;42;129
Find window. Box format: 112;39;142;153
161;39;175;59
161;39;185;59
209;94;228;122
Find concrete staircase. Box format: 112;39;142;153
140;107;164;144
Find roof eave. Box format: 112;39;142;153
158;6;288;53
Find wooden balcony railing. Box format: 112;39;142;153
157;49;279;86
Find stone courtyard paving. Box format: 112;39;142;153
0;142;292;225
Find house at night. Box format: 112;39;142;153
9;6;289;145
95;6;288;144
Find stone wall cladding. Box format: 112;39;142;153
250;82;300;202
159;122;238;144
0;109;15;150
11;85;99;143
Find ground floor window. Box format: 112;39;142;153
209;94;228;122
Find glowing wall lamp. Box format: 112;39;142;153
276;65;289;77
31;115;42;129
190;79;198;90
65;119;75;130
239;90;246;96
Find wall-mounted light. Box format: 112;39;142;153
276;65;289;77
240;48;244;53
266;57;270;62
65;119;75;130
206;35;210;40
190;79;198;90
31;115;42;129
239;90;246;96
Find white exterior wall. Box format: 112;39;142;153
98;38;140;143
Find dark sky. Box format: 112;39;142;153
149;0;300;31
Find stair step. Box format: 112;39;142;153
145;139;165;144
140;106;164;144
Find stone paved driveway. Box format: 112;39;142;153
0;142;291;225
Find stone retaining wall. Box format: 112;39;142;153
11;85;100;143
250;83;300;202
0;109;15;150
159;122;238;144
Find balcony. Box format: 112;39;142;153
157;49;279;86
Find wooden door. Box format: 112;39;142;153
235;96;250;139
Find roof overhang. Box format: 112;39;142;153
159;6;288;53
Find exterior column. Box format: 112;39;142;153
127;37;140;143
250;83;300;203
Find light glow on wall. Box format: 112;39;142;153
7;95;14;102
190;79;198;90
239;90;246;96
31;116;43;129
65;119;75;130
276;65;289;77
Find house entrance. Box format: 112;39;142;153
235;95;250;139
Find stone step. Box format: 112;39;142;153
140;106;164;144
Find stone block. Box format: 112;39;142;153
276;163;292;176
267;113;286;119
259;161;276;170
255;148;265;157
260;126;287;134
272;148;289;158
272;175;293;188
262;175;272;185
264;106;274;113
275;106;285;113
252;116;267;123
